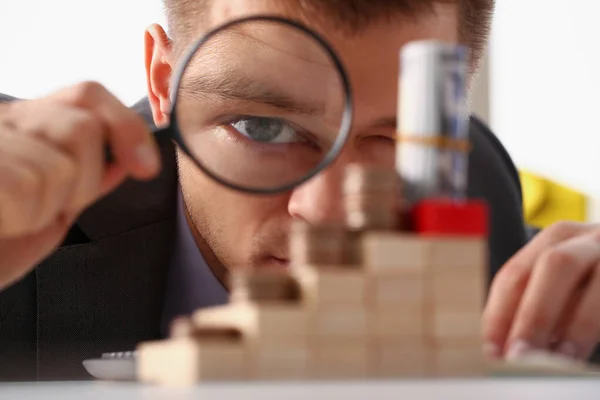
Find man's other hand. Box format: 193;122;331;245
483;221;600;361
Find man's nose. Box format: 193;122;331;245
287;151;356;224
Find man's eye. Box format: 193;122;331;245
230;116;300;144
364;135;395;145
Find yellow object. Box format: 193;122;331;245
520;170;587;228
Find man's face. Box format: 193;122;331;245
146;0;459;276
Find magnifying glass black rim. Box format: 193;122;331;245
162;14;354;195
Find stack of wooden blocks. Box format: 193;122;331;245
137;182;490;386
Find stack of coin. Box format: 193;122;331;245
342;229;363;266
343;164;400;230
289;221;347;266
229;267;301;303
169;316;242;341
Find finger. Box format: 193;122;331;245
0;102;10;116
50;81;161;180
506;232;600;358
99;165;128;198
558;264;600;360
551;286;584;346
0;153;39;237
482;222;591;357
1;130;77;232
8;100;128;211
481;258;530;358
28;104;105;212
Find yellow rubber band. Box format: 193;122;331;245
396;134;472;152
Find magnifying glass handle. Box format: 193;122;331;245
104;127;174;163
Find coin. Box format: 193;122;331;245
290;221;346;265
343;164;401;231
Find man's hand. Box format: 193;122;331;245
0;82;161;289
483;221;600;361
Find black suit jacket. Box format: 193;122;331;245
0;93;528;381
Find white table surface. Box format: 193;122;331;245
1;379;600;400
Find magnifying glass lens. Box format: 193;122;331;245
173;18;348;192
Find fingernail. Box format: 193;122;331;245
136;144;160;171
557;341;578;359
506;340;533;360
483;342;501;359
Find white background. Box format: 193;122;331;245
490;0;600;197
1;0;598;196
0;0;166;105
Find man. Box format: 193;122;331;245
1;0;599;381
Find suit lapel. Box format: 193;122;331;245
34;99;180;379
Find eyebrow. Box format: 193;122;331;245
178;68;326;116
372;117;397;129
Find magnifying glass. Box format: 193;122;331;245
110;15;353;195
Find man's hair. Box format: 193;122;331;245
163;0;494;71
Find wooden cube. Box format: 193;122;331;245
428;238;487;277
368;306;424;337
430;341;485;377
431;274;485;313
369;337;430;378
137;337;247;386
431;310;482;341
411;199;488;236
362;232;430;273
251;339;310;380
293;264;366;307
192;302;308;341
366;273;424;308
310;306;367;336
312;337;369;379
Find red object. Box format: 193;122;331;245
410;198;489;236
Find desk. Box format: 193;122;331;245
1;379;599;400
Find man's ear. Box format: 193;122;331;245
144;24;173;127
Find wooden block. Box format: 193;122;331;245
368;307;424;337
245;335;310;380
366;273;424;307
428;237;487;277
137;337;247;386
369;337;430;378
137;340;170;383
293;264;366;307
252;346;310;380
362;232;430;273
430;342;485;377
310;306;367;336
312;338;369;379
229;267;302;304
431;275;485;313
192;302;308;341
412;199;488;236
431;310;482;341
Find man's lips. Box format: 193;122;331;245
266;256;289;267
